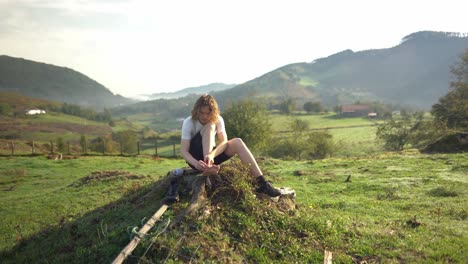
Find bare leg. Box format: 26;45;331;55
201;123;216;157
224;138;262;178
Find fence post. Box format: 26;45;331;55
102;139;105;155
137;141;140;155
10;141;15;156
50;141;54;154
67;141;71;155
120;140;123;156
31;140;35;155
173;143;176;157
154;138;158;156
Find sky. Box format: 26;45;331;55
1;0;467;99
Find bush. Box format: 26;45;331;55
268;130;334;160
223;100;272;153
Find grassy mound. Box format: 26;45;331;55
127;160;343;263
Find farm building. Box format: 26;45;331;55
25;109;46;115
340;104;372;117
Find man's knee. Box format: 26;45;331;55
201;123;216;135
231;137;245;147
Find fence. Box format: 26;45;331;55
0;139;181;157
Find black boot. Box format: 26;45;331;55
163;180;179;205
255;177;281;197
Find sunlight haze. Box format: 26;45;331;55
1;0;466;98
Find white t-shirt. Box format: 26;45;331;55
181;115;226;140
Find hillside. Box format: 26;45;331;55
112;31;467;117
144;82;236;100
218;31;468;109
0;55;136;110
0;92;61;114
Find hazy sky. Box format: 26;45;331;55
1;0;467;98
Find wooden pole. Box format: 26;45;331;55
324;250;332;264
102;139;105;155
67;141;70;155
173;143;176;157
10;141;14;156
112;204;169;264
154;138;158;156
137;141;140;155
31;140;35;154
120;140;123;156
50;141;54;154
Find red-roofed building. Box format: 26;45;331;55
340;104;371;117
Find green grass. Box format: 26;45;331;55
269;112;379;132
0;151;466;263
28;112;105;126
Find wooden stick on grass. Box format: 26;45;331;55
112;204;169;264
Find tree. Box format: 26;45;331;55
431;49;468;131
278;98;296;115
80;134;88;154
268;118;334;160
376;113;423;151
115;130;138;154
56;137;65;153
223;100;272;153
0;103;11;116
142;126;158;139
290;118;309;135
303;101;322;114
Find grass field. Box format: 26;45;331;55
0;151;466;263
1;112;382;158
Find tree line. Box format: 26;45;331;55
223;49;468;158
376;49;467;152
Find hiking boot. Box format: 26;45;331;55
163;180;179;205
256;181;281;197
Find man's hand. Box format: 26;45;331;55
202;164;220;176
195;160;210;171
204;153;214;167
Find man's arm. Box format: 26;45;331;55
181;139;209;171
204;131;228;165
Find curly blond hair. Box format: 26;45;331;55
191;94;219;123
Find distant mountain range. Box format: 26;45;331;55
140;83;236;100
1;31;467;114
0;55;136;110
213;31;468;109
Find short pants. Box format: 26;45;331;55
188;131;232;169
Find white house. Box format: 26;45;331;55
26;109;46;115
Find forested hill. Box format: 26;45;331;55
0;55;135;110
216;31;468;109
145;83;236;100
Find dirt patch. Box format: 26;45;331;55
70;170;148;187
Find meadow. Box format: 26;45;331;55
0;150;466;263
0;112;381;157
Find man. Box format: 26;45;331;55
180;94;281;197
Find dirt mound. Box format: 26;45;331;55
70;170;148;187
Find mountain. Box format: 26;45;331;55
143;83;236;100
0;55;136;110
215;31;468;109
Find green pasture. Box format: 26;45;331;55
269;112;380;132
1;112;383;157
0;151;466;263
26;112;105;126
125;113;184;133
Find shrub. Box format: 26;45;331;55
223;100;272;153
427;186;459;197
268;130;334;160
